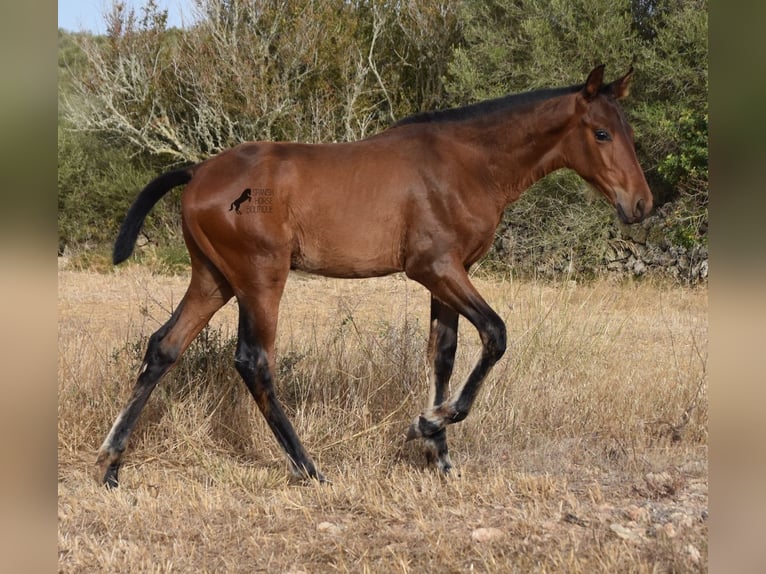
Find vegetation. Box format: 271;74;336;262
58;0;707;278
446;0;708;278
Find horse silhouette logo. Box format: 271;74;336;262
229;189;252;214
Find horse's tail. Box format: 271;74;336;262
113;167;195;265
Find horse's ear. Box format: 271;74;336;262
583;64;606;101
610;66;634;100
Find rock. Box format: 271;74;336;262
471;527;504;543
317;521;342;535
623;504;649;523
658;250;676;267
687;543;702;563
618;221;648;244
610;523;642;543
671;512;694;529
644;471;682;498
606;260;624;271
697;260;708;280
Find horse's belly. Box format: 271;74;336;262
290;228;403;279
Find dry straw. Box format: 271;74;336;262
59;266;707;572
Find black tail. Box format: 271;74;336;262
113;168;194;265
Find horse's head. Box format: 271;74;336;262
565;65;653;224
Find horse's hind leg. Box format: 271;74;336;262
96;260;232;487
415;296;459;473
232;262;325;482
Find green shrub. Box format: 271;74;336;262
446;0;708;272
485;171;615;279
57;125;185;258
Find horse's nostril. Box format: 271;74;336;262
635;197;645;218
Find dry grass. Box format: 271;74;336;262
58;264;707;572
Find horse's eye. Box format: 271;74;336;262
594;129;612;142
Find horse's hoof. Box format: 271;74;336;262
102;463;120;489
437;456;453;475
424;432;453;475
316;471;331;485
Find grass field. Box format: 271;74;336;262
58;263;707;572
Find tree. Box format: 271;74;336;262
61;0;461;163
58;0;462;254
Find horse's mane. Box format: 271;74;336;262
392;84;586;127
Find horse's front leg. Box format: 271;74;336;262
406;260;507;474
407;296;459;473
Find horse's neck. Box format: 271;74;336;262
455;96;577;204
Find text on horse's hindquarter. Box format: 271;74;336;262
229;188;274;214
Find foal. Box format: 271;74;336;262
96;65;652;486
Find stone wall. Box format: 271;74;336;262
607;203;708;284
491;201;708;284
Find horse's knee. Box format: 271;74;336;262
235;341;264;372
234;342;271;391
483;319;506;362
142;330;180;375
234;345;255;378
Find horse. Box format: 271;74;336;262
96;64;652;486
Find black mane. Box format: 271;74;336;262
392;84;585;127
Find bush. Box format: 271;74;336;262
58;0;707;280
485;171;615;279
61;0;460;160
446;0;708;277
57;126;184;257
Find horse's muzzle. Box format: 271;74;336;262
617;196;650;224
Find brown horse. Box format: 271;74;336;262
96;65;652;486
